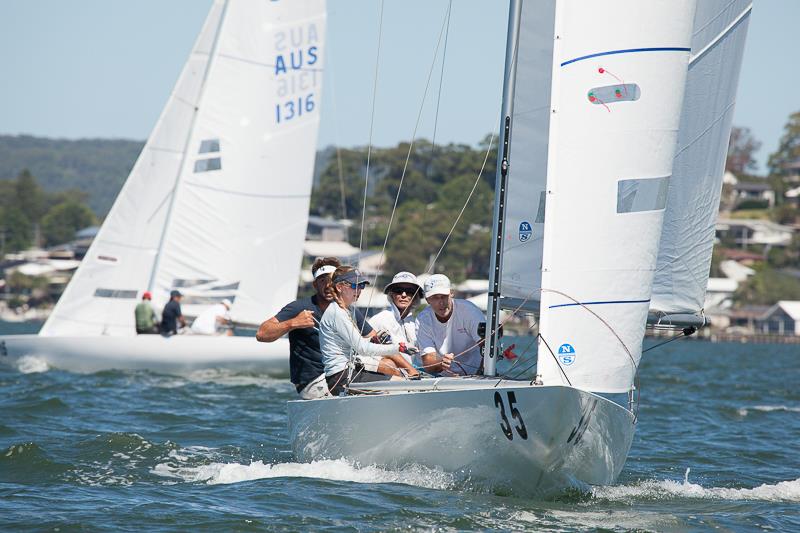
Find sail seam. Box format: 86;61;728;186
560;47;690;67
549;299;651;309
216;52;324;72
184;182;311;198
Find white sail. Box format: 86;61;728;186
41;0;326;336
650;1;752;317
533;1;697;393
497;0;556;312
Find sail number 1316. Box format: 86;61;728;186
494;390;528;441
275;93;315;124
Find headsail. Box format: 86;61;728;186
490;0;698;392
41;0;326;336
496;0;557;313
650;1;752;322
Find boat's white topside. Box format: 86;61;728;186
0;334;289;375
288;379;635;496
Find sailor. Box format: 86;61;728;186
256;257;376;400
415;274;484;376
320;266;419;395
160;289;186;336
190;298;233;336
368;271;423;368
134;291;159;334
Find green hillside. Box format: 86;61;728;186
0;135;143;216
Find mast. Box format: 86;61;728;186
483;0;522;377
147;0;230;292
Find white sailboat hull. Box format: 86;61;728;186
288;380;635;496
0;334;288;375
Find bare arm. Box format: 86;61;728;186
256;310;315;343
421;351;454;373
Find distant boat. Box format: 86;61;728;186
288;0;751;496
0;0;327;374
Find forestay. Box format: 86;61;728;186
532;1;697;393
650;1;752;318
41;0;326;336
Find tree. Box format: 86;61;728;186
40;201;97;246
14;169;46;222
726;126;761;176
767;111;800;203
0;206;32;252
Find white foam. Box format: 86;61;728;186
593;472;800;503
185;368;287;389
151;458;456;490
16;355;49;374
737;405;800;416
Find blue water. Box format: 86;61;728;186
2;324;799;531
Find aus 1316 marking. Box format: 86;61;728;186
275;93;315;124
494;390;528;441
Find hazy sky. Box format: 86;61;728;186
0;0;796;172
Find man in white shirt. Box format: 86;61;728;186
415;274;484;376
369;271;423;367
190;298;233;336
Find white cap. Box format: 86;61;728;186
221;298;232;308
312;264;337;279
424;274;451;298
384;271;423;294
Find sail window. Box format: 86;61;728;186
194;158;222;173
535;191;546;224
588;83;641;105
94;288;138;299
617;176;669;213
198;139;220;154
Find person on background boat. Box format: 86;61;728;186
321;266;419;395
160;290;186;336
134;291;159;334
190;298;233;336
416;274;484;376
368;271;423;369
256;257;376;400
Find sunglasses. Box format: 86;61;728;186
389;286;419;296
348;282;369;290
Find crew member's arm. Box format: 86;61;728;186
256;309;315;342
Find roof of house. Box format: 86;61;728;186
775;301;800;321
733;182;772;192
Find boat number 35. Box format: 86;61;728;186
494;391;528;441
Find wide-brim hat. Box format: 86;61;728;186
383;271;423;295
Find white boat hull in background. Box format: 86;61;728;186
0;334;288;375
289;381;635;496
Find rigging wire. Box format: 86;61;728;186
357;0;386;256
356;1;456;320
426;0;453;178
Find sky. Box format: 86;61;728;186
0;0;797;173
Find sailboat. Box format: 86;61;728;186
0;0;326;374
288;0;751;496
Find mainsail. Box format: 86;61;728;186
491;0;698;393
650;1;752;320
41;0;326;336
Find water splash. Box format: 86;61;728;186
592;470;800;503
152;457;457;490
15;355;49;374
737;405;800;417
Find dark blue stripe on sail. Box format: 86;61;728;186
549;299;651;309
560;47;691;67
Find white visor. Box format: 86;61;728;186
313;265;337;279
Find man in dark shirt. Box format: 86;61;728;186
256;257;374;399
161;289;187;335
